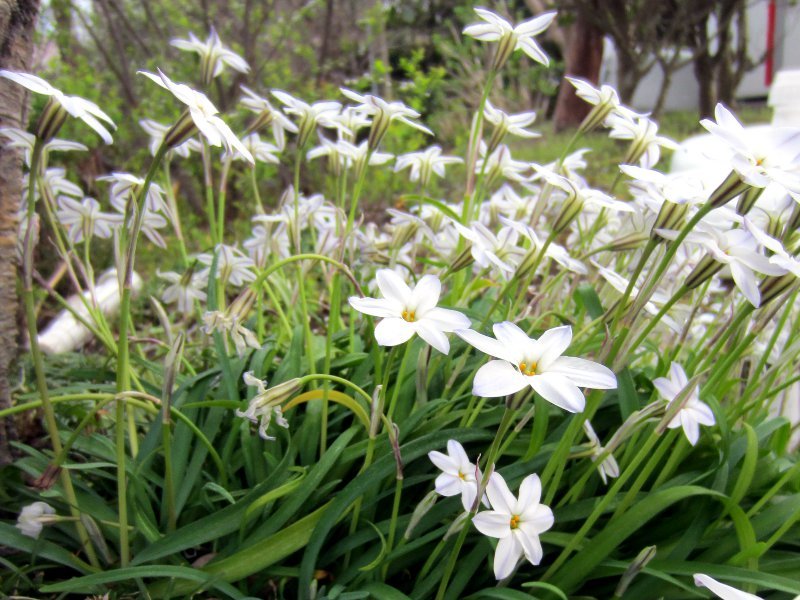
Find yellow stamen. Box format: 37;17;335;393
402;310;416;322
519;361;537;377
458;471;466;480
510;515;521;529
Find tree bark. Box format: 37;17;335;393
0;0;39;465
553;8;604;131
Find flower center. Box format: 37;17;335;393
402;309;416;322
509;514;521;529
519;361;537;376
457;471;466;480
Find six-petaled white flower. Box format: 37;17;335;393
693;573;763;600
349;269;471;354
653;362;715;446
171;28;249;82
457;322;617;412
463;8;557;70
428;439;487;511
472;472;554;580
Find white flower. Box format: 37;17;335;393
16;502;56;539
57;196;120;243
109;194;168;248
395;146;462;187
743;217;800;277
653;363;715;446
452;220;522;278
158;270;207;314
341;88;433;148
228;133;280;164
236;371;291;440
239;86;299;151
139;69;254;163
456;323;617;412
348;269;471;354
472;472;554;580
271;90;343;147
463;8;557;69
693;574;763;600
566;77;621;115
171;28;249;80
608;114;678;168
476;143;530;184
139;119;201;158
428;440;487;511
484;100;539;143
0;127;87;167
583;421;619;485
197;244;256;288
701;103;800;193
0;70;115;143
98;172;168;214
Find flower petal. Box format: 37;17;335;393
374;318;415;347
428;450;457;473
423;307;472;331
515;474;542;512
376;269;412;305
348;296;399;318
533;325;572;369
494;534;523;580
486;472;516;514
473;360;529;397
472;510;511;539
411;274;442;315
415;320;451;354
693;573;763;600
547;356;617;389
434;473;462;497
515;527;544;565
530;372;586;412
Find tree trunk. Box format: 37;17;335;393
553;9;604;131
0;0;39;465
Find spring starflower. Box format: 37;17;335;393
653;363;715;446
472;472;554;580
395;146;463;187
456;322;616;412
341;88;433;149
140;69;254;163
236;371;293;440
349;269;470;354
0;70;115;143
463;8;557;70
428;440;486;511
171;28;249;83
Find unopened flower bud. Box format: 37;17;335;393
706;170;750;209
404;490;438;540
444;511;469;540
369;385;384;438
515;246;541;280
614;546;657;597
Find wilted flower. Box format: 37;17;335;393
349;269;471;354
236;371;295;440
472;472;554;579
16;502;56;539
583;421;619;485
457;322;617;412
0;70;115;143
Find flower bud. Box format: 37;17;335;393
404;490;438;540
614;546;657;598
369;385;384;438
447;244;475;274
553;192;584;234
515;245;541;280
444;511;469;540
706;170;750;209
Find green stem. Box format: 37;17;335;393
21;141;99;567
382;476;404;579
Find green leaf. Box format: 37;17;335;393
575;284;604;319
0;523;93;574
617;368;639;421
358;582;412;599
40;565;247;598
550;486;724;593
